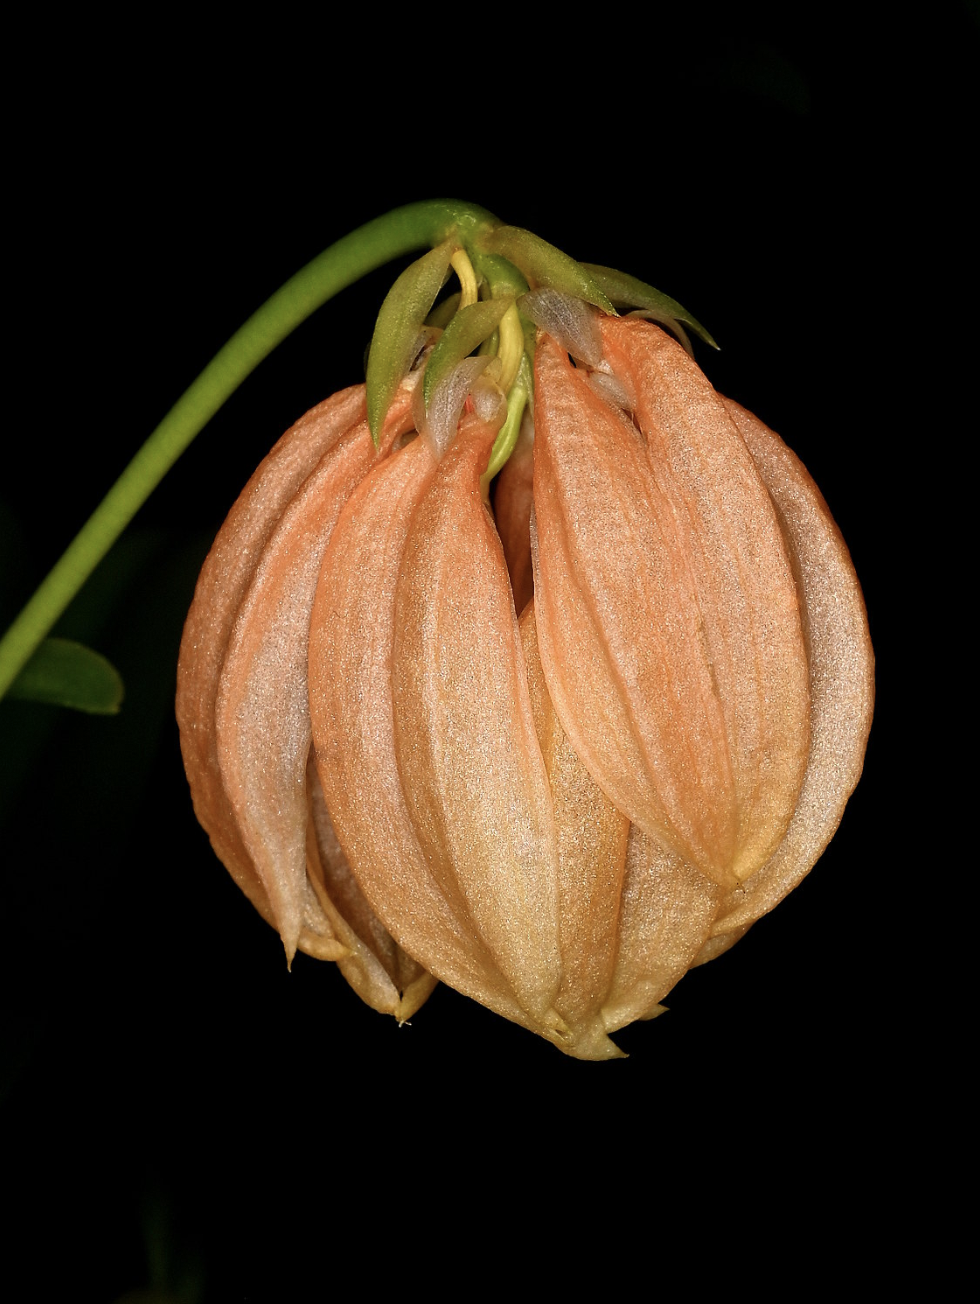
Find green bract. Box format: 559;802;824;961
582;264;719;354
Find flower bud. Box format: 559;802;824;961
178;276;872;1058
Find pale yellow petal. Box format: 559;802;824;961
520;603;628;1058
493;413;535;616
304;762;437;1019
602;319;811;885
602;828;720;1031
392;414;563;1029
176;386;367;930
310;433;531;1028
532;331;737;883
696;399;874;955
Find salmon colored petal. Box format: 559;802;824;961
532;331;738;884
521;601;719;1051
306;758;436;1020
694;399;874;956
600;318;811;885
492;412;535;617
310;433;529;1028
392;414;563;1032
176;386;367;934
210;389;414;963
601;829;721;1031
306;756;420;992
520;603;628;1059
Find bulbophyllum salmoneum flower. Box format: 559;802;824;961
176;218;873;1059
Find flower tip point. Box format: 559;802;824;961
552;1017;628;1062
282;934;299;973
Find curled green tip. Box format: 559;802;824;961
582;265;719;351
483;357;531;484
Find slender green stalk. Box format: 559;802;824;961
0;200;497;701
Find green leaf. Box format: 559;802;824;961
423;298;514;410
480;227;616;315
7;638;124;714
581;265;719;350
366;240;456;443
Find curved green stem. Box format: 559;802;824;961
0;199;498;701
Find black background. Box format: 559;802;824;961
2;7;971;1299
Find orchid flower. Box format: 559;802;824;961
7;202;869;1059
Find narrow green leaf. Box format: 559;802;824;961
423;298;514;409
366;240;456;443
581;265;719;350
480;227;616;315
7;637;124;714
